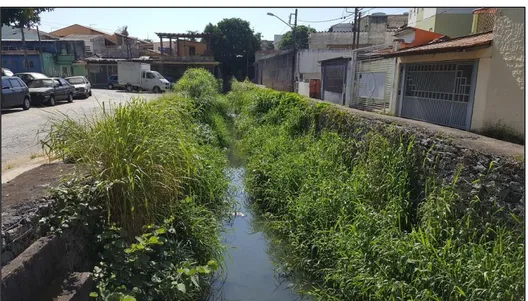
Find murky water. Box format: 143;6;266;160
209;166;308;301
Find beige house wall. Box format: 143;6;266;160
481;8;525;136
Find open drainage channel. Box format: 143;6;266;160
209;152;311;301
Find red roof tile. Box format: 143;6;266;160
385;32;493;57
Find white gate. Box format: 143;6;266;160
398;61;477;130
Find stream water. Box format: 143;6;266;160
209;162;309;301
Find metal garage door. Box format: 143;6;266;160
322;58;349;106
399;61;477;130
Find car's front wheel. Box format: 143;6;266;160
48;95;56;106
153;86;161;93
108;83;114;90
88;90;92;96
68;93;74;103
22;97;30;110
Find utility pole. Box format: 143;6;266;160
352;8;358;50
356;11;361;48
291;8;298;92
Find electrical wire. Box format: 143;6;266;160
298;15;352;23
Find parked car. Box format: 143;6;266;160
65;76;92;98
27;77;75;106
2;68;14;77
1;76;31;110
14;72;49;85
107;75;125;90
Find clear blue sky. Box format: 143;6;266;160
38;7;409;41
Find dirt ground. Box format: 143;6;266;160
1;162;79;209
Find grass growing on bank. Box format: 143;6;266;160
42;69;232;301
229;81;524;301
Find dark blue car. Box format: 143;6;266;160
107;74;125;90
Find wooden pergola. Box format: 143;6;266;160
154;32;212;57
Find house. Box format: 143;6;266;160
407;8;477;38
1;39;86;77
385;8;524;139
1;25;58;41
309;13;407;50
60;34;116;57
152;40;208;56
153;32;219;81
50;24;151;58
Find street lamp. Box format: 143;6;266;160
267;10;298;92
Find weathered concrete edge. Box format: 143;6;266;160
55;272;93;301
1;235;66;301
307;97;524;160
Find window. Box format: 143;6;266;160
8;78;21;88
146;72;155;79
61;66;69;77
54;79;61;86
24;60;34;69
142;72;146;78
189;46;196;56
2;78;11;89
59;78;70;86
17;78;28;88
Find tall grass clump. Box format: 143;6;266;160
228;81;524;300
42;68;232;300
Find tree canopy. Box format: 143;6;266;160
1;8;53;28
278;25;316;50
204;18;261;83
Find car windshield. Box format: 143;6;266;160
151;71;165;79
66;77;84;84
27;79;54;88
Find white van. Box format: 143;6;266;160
117;62;171;93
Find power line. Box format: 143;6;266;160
298;15;352;23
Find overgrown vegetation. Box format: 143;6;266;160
228;81;525;301
42;68;231;301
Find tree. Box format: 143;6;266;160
204;18;262;91
1;8;54;72
278;25;316;50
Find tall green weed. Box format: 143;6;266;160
229;81;525;301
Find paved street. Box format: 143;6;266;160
1;89;159;172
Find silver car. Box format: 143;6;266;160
65;76;92;99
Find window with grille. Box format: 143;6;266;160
404;63;473;103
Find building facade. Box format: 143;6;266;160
1;40;86;76
407;8;477;38
309;13;407;50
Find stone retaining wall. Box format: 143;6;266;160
314;100;524;216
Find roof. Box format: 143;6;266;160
1;25;59;41
473;8;498;14
384;31;493;57
155;32;211;39
62;34;105;40
319;56;352;64
50;24;111;37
